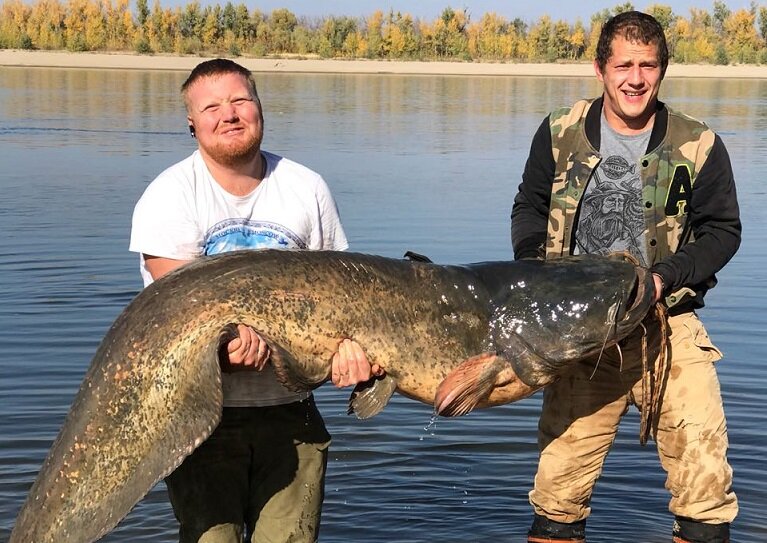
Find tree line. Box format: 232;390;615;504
2;0;767;65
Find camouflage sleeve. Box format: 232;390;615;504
650;134;742;294
511;115;555;260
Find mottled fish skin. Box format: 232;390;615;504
10;250;653;542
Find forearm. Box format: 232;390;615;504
511;116;555;260
511;199;548;259
143;255;192;281
650;218;740;293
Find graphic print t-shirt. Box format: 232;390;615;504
574;115;651;266
130;150;348;406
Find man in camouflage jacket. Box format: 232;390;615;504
511;11;740;543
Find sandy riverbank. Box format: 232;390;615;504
2;49;767;78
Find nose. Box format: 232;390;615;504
627;65;643;86
220;101;239;121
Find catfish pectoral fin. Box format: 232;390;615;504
434;353;515;417
268;341;328;392
479;373;541;408
348;374;397;419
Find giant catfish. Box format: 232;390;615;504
11;250;655;542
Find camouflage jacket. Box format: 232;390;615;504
511;97;741;309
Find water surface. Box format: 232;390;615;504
0;67;764;541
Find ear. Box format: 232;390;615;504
593;59;604;83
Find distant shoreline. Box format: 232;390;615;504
3;49;767;79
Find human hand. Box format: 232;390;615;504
331;339;384;388
222;324;270;371
652;273;665;304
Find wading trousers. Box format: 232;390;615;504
528;311;737;540
165;397;331;543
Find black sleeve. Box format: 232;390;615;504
650;134;742;293
511;116;556;260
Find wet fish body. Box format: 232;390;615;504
11;250;654;542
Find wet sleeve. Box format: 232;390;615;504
650;134;742;292
511;115;555;260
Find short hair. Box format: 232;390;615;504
595;11;669;77
181;58;259;111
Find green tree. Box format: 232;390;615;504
431;6;468;59
136;0;148;28
611;2;634;15
758;6;767;42
386;12;418;59
269;7;297;53
200;4;221;50
178;1;201;38
177;1;203;53
552;19;571;60
526;15;552;61
570;19;586;59
646;4;674;32
713;0;730;35
319;15;357;57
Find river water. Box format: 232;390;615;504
0;66;764;541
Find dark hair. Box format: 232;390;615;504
595;11;669;77
181;58;259;110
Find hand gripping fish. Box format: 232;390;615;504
11;250;655;542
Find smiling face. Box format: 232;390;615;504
185;71;264;168
595;34;663;135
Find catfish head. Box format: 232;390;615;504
470;254;655;388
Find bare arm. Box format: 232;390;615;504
143;255;190;280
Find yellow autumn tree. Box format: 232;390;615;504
385;11;418;59
145;0;176;52
0;0;30;48
82;0;106;49
365;10;384;58
468;12;509;60
724;8;759;63
98;0;133;49
569;19;586;60
63;0;89;50
200;5;221;51
25;0;65;49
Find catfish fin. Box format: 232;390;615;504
347;374;397;419
434;353;517;417
254;338;327;392
157;327;226;473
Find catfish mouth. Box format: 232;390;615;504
615;266;653;338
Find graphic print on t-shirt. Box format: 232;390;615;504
574;155;646;266
203;218;307;256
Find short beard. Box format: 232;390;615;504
203;132;262;168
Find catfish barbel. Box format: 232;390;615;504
11;250;654;542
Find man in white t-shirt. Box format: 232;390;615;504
130;58;380;543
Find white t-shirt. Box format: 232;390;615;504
130;150;348;407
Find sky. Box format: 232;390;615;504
220;0;758;23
